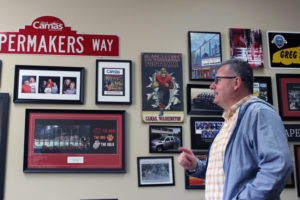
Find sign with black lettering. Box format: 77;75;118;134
0;16;119;56
285;124;300;141
267;31;300;69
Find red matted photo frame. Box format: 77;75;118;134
276;74;300;120
23;109;125;173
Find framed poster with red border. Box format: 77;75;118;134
276;74;300;120
23;109;126;173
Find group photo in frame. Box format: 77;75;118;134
149;125;182;153
253;76;273;105
185;151;207;189
13;65;84;104
276;74;300;120
187;84;223;115
190;117;224;150
188;31;222;81
96;60;132;104
0;93;9;200
23;109;126;173
137;156;175;187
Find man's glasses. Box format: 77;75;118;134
213;76;237;84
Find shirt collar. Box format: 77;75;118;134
222;95;252;120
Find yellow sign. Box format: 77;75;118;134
272;46;300;65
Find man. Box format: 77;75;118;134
152;67;174;116
178;59;293;200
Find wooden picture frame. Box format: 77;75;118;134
276;74;300;120
96;60;132;104
137;156;175;187
23;109;126;173
13;65;85;104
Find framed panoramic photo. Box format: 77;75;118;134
187;84;223;115
13;65;84;104
0;93;9;200
294;145;300;196
149;125;182;153
253;76;273;104
96;60;132;104
185;151;207;189
137;156;175;187
229;28;264;68
188;31;222;81
190;117;224;150
276;74;300;120
23;109;126;173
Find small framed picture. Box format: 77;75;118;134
276;74;300;120
190;117;224;150
13;65;84;104
253;76;273;104
294;145;300;196
185;151;207;189
137;156;175;187
96;60;132;104
23;109;126;173
149;126;182;153
188;31;222;81
187;84;223;115
0;93;9;200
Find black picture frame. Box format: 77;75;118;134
96;60;132;104
276;74;300;120
23;109;126;173
187;84;223;115
190;117;224;150
13;65;85;104
149;125;182;153
284;124;300;142
253;76;273;105
137;156;175;187
0;93;9;200
294;145;300;196
188;31;222;81
185;151;207;189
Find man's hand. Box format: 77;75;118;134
177;147;198;170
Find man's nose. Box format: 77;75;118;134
209;82;216;90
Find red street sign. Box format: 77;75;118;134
0;16;119;56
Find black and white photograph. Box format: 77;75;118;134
149;126;182;153
137;156;175;187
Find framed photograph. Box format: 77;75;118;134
187;84;223;115
276;74;300;120
229;28;264;68
96;60;132;104
149;126;182;153
267;31;300;69
185;151;207;189
188;31;222;81
285;172;295;188
23;109;126;173
141;53;184;123
190;117;224;150
294;145;300;196
253;76;273;104
137;156;175;187
13;65;84;104
285;124;300;142
0;93;9;200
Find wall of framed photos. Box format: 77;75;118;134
0;0;300;200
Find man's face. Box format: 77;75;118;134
209;65;236;110
160;68;167;78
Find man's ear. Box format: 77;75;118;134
233;77;242;91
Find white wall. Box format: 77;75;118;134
0;0;300;199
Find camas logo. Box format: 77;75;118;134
33;21;63;31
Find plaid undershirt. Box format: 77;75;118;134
205;95;252;200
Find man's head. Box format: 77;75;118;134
160;67;167;78
210;59;253;110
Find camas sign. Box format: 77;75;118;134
0;16;119;56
